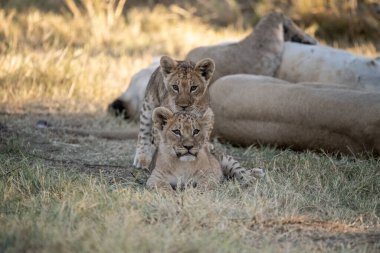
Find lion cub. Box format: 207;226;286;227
146;107;223;190
147;107;265;190
134;56;215;170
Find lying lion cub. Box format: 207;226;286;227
146;107;264;190
146;107;222;190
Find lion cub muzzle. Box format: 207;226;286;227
173;132;201;162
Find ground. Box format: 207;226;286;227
1;107;379;252
0;1;379;252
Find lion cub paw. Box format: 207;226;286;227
133;148;153;169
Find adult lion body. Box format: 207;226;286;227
277;43;380;91
186;12;317;83
187;13;380;91
210;75;380;155
190;40;380;92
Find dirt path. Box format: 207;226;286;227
0;111;149;184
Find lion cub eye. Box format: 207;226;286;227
172;129;181;136
172;85;179;92
190;86;198;92
193;129;200;135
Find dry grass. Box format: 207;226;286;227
1;0;379;112
0;3;245;113
0;1;380;252
1;117;379;252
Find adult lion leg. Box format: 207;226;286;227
240;13;316;77
251;13;317;46
280;14;317;45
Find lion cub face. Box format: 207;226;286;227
160;56;215;112
152;107;214;162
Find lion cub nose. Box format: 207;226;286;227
180;106;188;110
183;145;193;151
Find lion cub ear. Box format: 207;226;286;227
152;107;174;130
200;108;214;139
160;56;178;77
195;58;215;83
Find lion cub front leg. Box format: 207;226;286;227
133;98;156;169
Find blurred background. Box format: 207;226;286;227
1;0;379;113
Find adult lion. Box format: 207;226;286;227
210;75;380;155
189;40;380;92
187;12;380;91
276;42;380;91
186;12;317;82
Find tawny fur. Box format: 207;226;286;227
210;74;380;155
146;107;223;190
277;42;380;91
133;56;215;169
186;12;317;82
146;107;265;190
